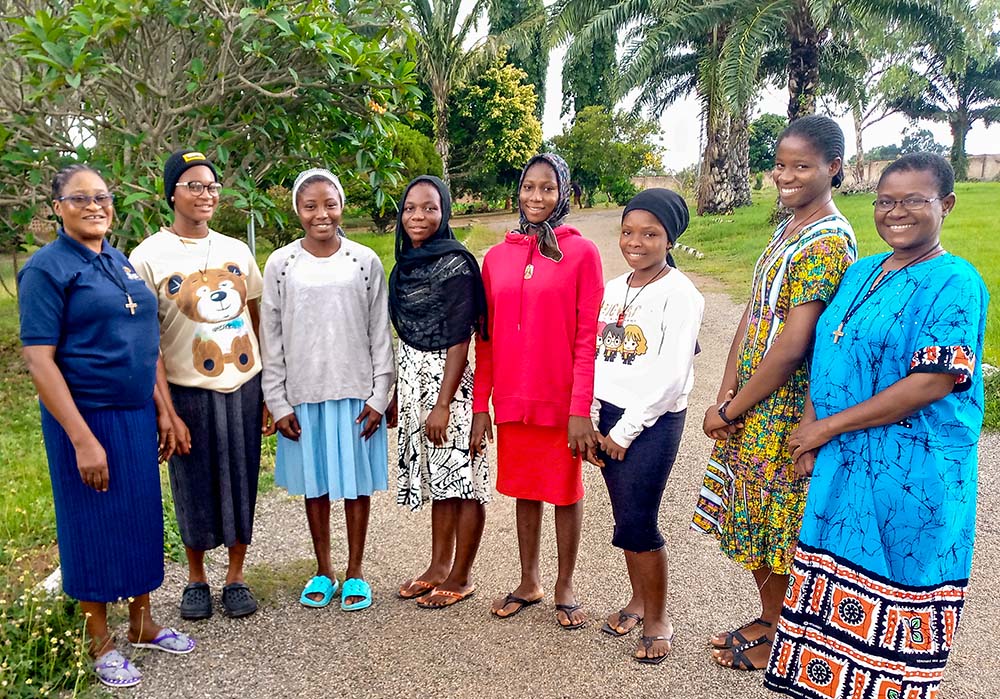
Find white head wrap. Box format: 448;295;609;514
291;168;345;215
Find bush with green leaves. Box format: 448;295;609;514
0;0;420;257
552;106;661;206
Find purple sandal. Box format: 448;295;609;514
94;649;142;688
131;627;196;655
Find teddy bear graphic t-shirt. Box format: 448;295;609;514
130;228;263;392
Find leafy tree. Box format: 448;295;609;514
0;0;419;260
865;144;902;160
886;19;1000;179
449;57;543;202
551;106;661;206
748;114;788;173
900;127;949;155
489;0;548;119
348;124;444;233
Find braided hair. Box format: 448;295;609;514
778;115;846;188
51;163;104;200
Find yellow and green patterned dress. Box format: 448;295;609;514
692;214;856;573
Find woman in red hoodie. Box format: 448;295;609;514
471;153;604;629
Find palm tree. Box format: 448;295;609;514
887;31;1000;180
715;0;964;121
553;0;763;214
404;0;493;179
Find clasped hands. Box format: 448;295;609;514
468;413;617;466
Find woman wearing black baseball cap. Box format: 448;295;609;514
130;149;266;621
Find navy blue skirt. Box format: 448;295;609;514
597;401;686;552
41;400;164;602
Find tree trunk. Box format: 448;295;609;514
949;111;969;181
432;87;451;184
852;106;866;185
697;104;751;215
786;1;822;121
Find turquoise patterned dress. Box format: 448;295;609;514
765;253;988;699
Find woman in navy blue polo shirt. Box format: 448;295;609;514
18;164;195;688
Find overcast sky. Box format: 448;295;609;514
538;45;1000;172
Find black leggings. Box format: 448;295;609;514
597;401;686;552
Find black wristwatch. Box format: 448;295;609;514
718;399;739;426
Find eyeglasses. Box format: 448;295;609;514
56;193;115;208
176;181;223;196
872;197;940;212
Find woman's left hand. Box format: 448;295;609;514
356;404;384;440
425;405;450;446
157;410;176;462
788;419;833;461
599;434;627;461
568;416;598;461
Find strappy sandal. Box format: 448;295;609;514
710;616;773;649
601;609;643;637
398;579;436;599
714;634;773;672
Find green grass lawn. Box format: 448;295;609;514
678;183;1000;364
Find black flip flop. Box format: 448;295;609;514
221;582;258;618
635;633;674;665
179;582;212;621
601;610;643;637
491;592;542;618
555;602;586;630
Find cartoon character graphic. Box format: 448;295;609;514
601;324;625;362
620;325;648;366
596;321;606;359
165;263;255;377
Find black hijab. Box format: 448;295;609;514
622;188;690;268
387;176;489;351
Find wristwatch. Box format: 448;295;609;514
718;399;739;426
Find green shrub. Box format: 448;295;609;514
607;178;639;206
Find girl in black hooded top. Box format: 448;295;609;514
388;176;490;609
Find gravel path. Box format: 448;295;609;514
129;209;997;699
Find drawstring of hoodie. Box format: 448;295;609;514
517;235;537;331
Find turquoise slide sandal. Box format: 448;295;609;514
299;575;339;608
340;577;373;612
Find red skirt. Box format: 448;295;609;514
496;422;583;505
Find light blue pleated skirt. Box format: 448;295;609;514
275;398;388;500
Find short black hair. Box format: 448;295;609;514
878;153;954;197
52;163;104;200
778;115;846;188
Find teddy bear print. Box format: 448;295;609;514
165;263;255;377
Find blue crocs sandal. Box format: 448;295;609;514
340;577;372;612
300;575;339;608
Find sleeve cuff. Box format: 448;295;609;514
909;345;976;392
267;401;294;423
608;423;637;449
